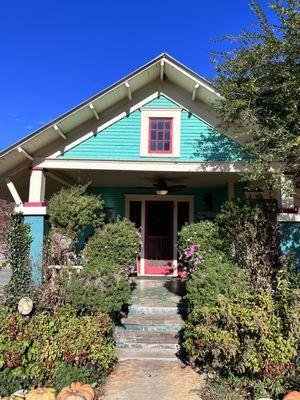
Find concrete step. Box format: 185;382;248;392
116;342;179;350
122;313;184;326
129;305;179;315
117;323;182;332
117;348;179;362
115;327;178;339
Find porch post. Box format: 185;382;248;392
23;167;48;286
277;174;300;268
227;181;235;201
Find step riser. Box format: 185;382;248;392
129;306;179;315
116;324;182;332
116;343;179;350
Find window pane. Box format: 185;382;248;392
165;131;170;140
158;121;163;129
151;120;157;129
158;131;163;140
151;141;156;151
165;121;171;129
164;142;170;151
151;130;156;140
158;141;163;150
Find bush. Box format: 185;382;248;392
0;199;13;262
182;293;299;398
48;185;104;235
84;218;140;272
216;200;279;292
0;306;116;396
64;264;132;315
4;212;33;309
186;252;248;310
178;221;226;276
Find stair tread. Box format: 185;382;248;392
117;348;179;361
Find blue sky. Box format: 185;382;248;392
0;0;273;151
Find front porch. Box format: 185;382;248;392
3;160;300;284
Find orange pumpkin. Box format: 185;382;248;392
283;392;300;400
26;388;56;400
57;383;94;400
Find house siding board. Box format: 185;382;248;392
89;186;228;221
60;96;251;162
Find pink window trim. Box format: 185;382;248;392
148;118;173;154
24;202;47;207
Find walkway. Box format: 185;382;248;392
101;278;202;400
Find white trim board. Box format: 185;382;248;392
35;158;253;173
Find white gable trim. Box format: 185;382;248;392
46;80;243;160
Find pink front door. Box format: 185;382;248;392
144;201;174;275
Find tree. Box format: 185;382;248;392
213;0;300;190
0;199;13;263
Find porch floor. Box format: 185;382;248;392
129;277;186;309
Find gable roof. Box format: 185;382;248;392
0;53;221;180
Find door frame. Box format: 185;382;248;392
125;194;194;276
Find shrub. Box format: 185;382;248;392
64;263;132;315
4;212;33;309
48;185;104;235
182;293;299;398
216;200;279;292
0;199;13;262
186;252;248;310
84;218;140;271
0;306;116;396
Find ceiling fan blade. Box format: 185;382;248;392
135;187;154;190
168;185;187;192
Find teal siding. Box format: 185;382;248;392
89;186;228;222
280;222;300;269
24;215;48;286
60;96;251;162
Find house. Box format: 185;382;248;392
0;53;299;285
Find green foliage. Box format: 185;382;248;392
180;208;299;397
0;306;116;396
0;199;13;262
4;212;33;309
177;221;226;275
182;293;299;397
216;200;279;292
48;185;104;235
84;218;140;271
213;0;300;188
64;264;132;315
186;253;247;310
178;221;224;257
53;363;101;393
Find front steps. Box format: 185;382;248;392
116;301;184;361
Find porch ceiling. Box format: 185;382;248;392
51;169;242;189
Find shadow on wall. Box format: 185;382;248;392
280;222;300;269
191;124;252;163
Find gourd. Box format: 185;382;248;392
26;388;56;400
57;383;94;400
283;392;300;400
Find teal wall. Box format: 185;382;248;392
279;222;300;269
24;215;47;286
89;186;228;222
60;96;251;162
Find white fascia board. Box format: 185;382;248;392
35;158;253;173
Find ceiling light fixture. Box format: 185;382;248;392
156;189;168;196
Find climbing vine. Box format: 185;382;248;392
5;212;33;309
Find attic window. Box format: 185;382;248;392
140;107;181;158
149;118;172;153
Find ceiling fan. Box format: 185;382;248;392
136;178;186;195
